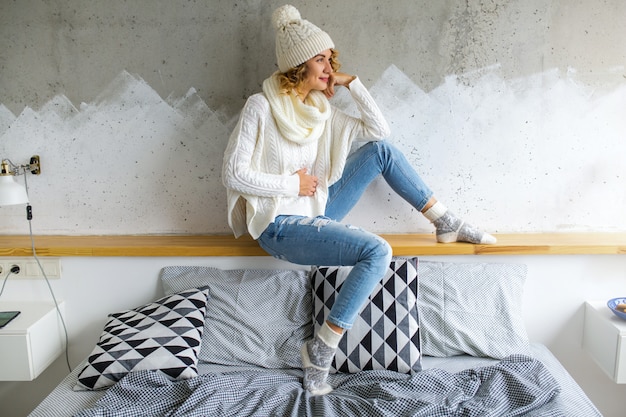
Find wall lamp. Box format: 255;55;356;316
0;155;41;206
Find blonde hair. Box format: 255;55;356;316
277;49;341;94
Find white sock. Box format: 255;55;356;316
317;322;343;349
423;201;448;222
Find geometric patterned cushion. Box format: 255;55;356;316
311;257;421;374
74;287;210;390
417;261;531;358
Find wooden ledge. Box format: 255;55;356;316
1;233;625;257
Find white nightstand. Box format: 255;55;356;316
0;300;65;381
583;300;626;383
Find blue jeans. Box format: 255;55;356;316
257;141;433;329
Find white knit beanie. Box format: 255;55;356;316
272;4;335;72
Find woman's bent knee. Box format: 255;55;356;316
363;234;393;274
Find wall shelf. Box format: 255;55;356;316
1;233;625;257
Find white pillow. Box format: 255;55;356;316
160;266;312;368
418;260;531;358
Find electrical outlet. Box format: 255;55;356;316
0;258;61;279
9;261;25;276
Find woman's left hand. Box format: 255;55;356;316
324;72;356;98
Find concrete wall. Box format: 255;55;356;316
1;1;626;416
1;0;625;234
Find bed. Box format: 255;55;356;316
29;259;602;417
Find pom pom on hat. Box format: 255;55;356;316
272;4;301;30
272;4;334;72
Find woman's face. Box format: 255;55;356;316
299;49;333;97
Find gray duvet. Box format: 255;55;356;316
74;354;563;417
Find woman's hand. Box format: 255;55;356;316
296;168;318;196
323;72;356;99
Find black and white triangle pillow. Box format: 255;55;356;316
311;257;421;374
74;287;209;390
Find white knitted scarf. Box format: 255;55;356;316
262;73;331;144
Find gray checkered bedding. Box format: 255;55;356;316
29;344;601;417
28;261;603;417
71;354;558;417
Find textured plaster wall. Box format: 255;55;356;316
1;0;625;235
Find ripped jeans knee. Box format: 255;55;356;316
257;215;392;328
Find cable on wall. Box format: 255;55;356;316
27;205;73;373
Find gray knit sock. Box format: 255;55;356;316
301;322;342;395
424;202;496;244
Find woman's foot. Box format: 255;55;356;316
301;341;333;395
423;202;496;244
433;213;497;244
300;322;342;395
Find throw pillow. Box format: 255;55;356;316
417;260;531;358
160;266;312;369
311;257;421;374
74;287;209;390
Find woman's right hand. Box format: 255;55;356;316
324;72;356;98
296;168;318;196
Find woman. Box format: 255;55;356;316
222;4;496;395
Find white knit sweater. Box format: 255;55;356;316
222;77;391;239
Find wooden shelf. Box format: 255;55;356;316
388;233;626;256
1;233;625;257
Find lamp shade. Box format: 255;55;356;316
0;175;29;205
